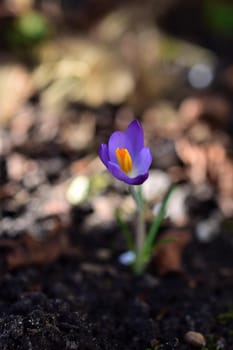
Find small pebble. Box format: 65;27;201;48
184;331;206;347
66;175;90;204
118;251;136;265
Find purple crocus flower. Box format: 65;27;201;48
99;120;152;185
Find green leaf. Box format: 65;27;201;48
204;0;233;37
141;185;177;259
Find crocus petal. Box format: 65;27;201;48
99;144;109;167
108;162;149;185
126;120;144;158
99;119;151;185
127;172;149;185
134;147;152;174
108;131;128;163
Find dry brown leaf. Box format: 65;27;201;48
0;65;34;125
179;96;230;129
8;153;36;181
155;230;192;275
60;113;96;151
0;218;77;270
176;138;233;215
3;0;33;14
10;107;35;146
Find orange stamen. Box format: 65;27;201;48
115;148;133;174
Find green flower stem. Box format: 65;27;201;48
136;203;145;253
130;185;145;262
131;184;176;275
126;184;176;275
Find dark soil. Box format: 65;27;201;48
0;102;232;349
0;224;233;350
0;98;233;349
1;4;233;347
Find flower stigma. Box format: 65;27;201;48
115;148;133;174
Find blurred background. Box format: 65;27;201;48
0;0;233;266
